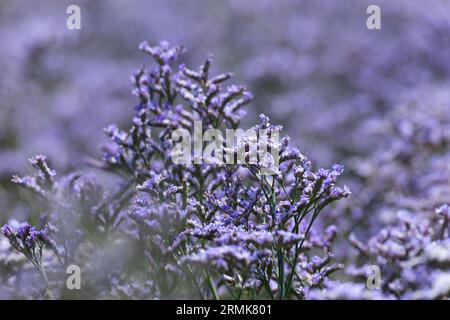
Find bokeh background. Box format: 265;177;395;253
1;0;450;298
2;0;450;212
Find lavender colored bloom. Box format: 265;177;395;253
1;1;450;300
2;40;346;300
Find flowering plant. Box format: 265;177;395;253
1;41;350;299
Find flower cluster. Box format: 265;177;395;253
2;1;450;300
332;87;450;299
347;210;450;299
1;42;349;299
1;221;58;298
118;42;350;300
1;222;57;266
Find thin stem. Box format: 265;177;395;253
278;248;285;299
38;263;55;300
258;269;275;300
440;217;449;240
285;209;321;296
206;273;220;300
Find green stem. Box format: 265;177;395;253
278;249;285;300
206;273;220;300
258;269;275;300
38;264;55;300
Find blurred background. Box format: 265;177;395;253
1;0;450;235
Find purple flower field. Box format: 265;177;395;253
1;1;450;300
